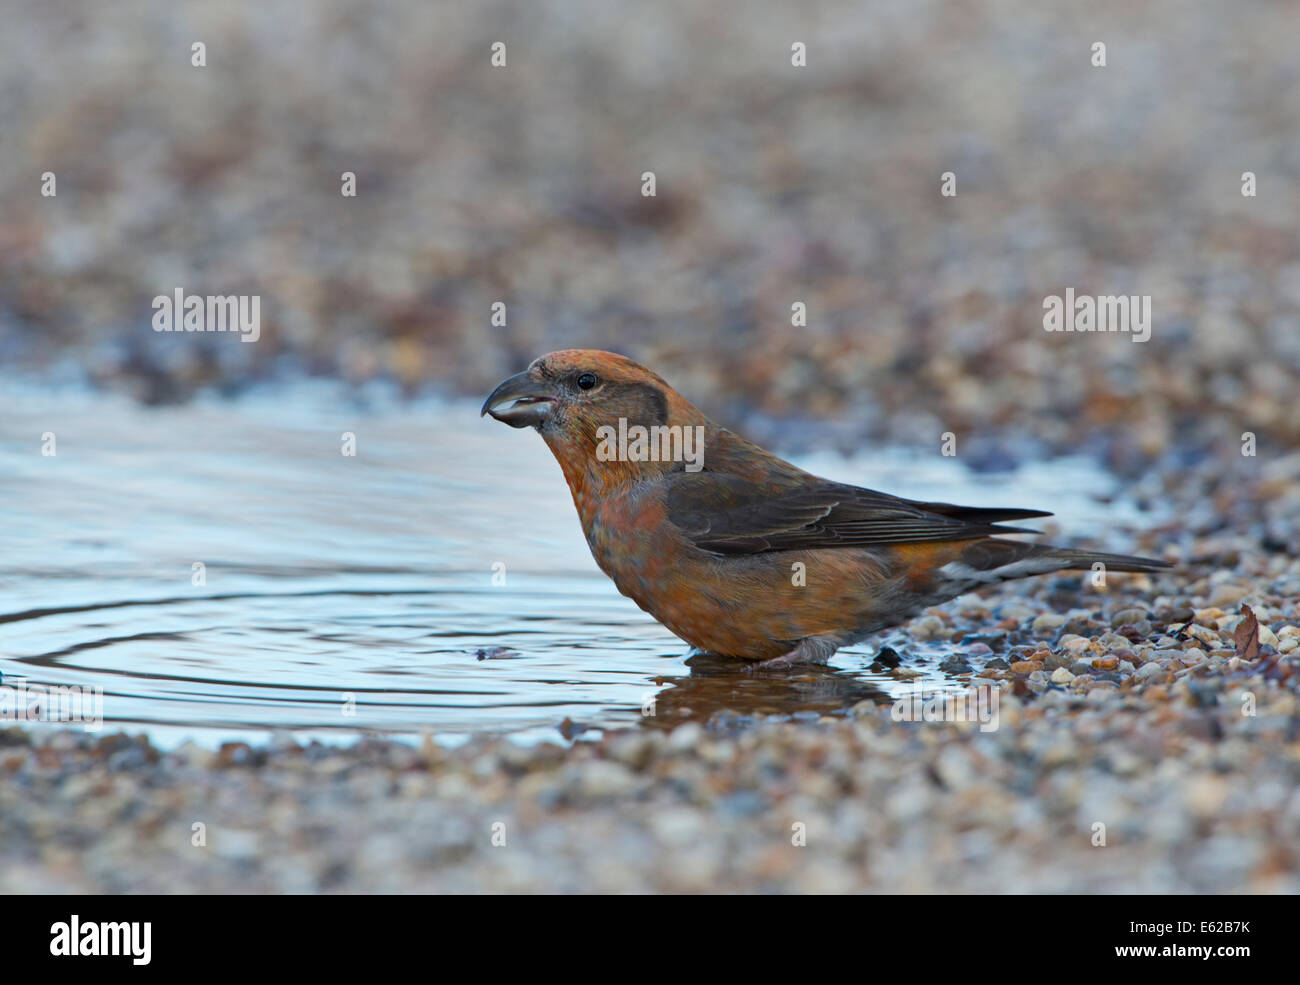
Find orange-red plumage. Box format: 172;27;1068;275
482;350;1169;666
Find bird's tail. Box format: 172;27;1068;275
941;539;1171;587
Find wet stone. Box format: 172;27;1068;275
871;647;903;669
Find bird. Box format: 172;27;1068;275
481;349;1170;668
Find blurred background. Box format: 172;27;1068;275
3;0;1299;468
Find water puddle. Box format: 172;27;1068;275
1;379;1158;747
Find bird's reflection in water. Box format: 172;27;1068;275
641;650;893;733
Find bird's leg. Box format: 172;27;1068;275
746;636;840;671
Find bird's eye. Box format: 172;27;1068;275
576;372;598;390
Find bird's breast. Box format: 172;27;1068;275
581;487;674;587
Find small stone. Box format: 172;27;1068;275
606;734;656;770
1059;635;1092;654
1111;607;1148;627
871;646;903;668
108;746;149;771
1207;584;1249;608
1185;682;1219;708
1061;616;1101;637
1183;624;1222;648
908;615;947;640
666;722;704;753
1098;633;1135;652
1050;667;1074;684
1115;622;1150;642
1031;613;1068;633
173;741;216;769
217;742;257;768
997;603;1036;622
576;760;637;799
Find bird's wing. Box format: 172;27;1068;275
663;430;1050;556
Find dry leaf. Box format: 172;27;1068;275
1234;603;1260;660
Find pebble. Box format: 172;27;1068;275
1208;584;1250;607
908;615;947;640
1111;608;1149;627
1184;624;1223;648
997;603;1036;623
666;722;704;753
576;760;637;800
1044;652;1073;671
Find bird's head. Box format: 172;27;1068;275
482;349;709;486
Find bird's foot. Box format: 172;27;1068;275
745;636;839;672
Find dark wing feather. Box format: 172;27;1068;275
664;431;1051;556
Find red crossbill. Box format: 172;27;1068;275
482;350;1170;668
